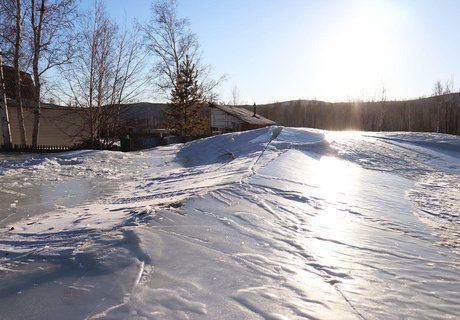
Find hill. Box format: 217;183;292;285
244;94;460;134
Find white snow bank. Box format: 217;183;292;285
0;127;459;319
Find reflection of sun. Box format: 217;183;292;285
321;131;365;196
314;156;357;207
305;154;362;266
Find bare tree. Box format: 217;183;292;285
29;0;76;147
0;50;12;145
377;85;386;131
433;80;453;133
230;84;240;106
0;0;28;144
141;0;223;102
15;0;28;144
61;0;145;149
0;0;76;146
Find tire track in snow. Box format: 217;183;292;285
245;126;284;179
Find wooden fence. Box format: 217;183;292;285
0;143;78;153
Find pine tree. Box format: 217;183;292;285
166;55;208;136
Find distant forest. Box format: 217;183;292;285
248;93;460;135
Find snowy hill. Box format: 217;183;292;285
0;127;459;319
250;94;460;134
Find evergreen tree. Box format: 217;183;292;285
166;55;208;136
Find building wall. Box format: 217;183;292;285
118;103;167;133
0;104;89;146
210;108;242;132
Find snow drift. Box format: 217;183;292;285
0;127;459;319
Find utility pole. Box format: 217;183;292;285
0;50;12;147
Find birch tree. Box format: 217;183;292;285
0;50;12;145
141;0;222;102
15;0;27;144
61;0;144;149
1;0;76;147
0;0;27;144
230;84;240;107
29;0;76;147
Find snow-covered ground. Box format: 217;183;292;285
0;127;459;319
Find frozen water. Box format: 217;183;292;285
0;127;459;319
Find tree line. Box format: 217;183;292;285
0;0;218;149
253;87;460;136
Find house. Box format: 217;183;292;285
209;103;276;133
0;66;89;146
118;103;276;150
1;64;276;148
118;103;275;137
1;103;88;147
1;65;35;101
118;102;168;134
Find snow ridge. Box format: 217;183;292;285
0;127;459;319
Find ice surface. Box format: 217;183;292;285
0;127;459;319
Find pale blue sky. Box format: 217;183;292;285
99;0;460;103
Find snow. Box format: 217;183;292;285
1;127;459;319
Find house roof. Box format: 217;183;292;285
211;104;276;126
1;65;35;101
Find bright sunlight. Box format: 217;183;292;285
313;1;406;101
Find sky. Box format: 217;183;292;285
99;0;460;104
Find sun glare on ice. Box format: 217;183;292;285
314;156;358;206
305;153;362;266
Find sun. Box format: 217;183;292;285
313;1;404;101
